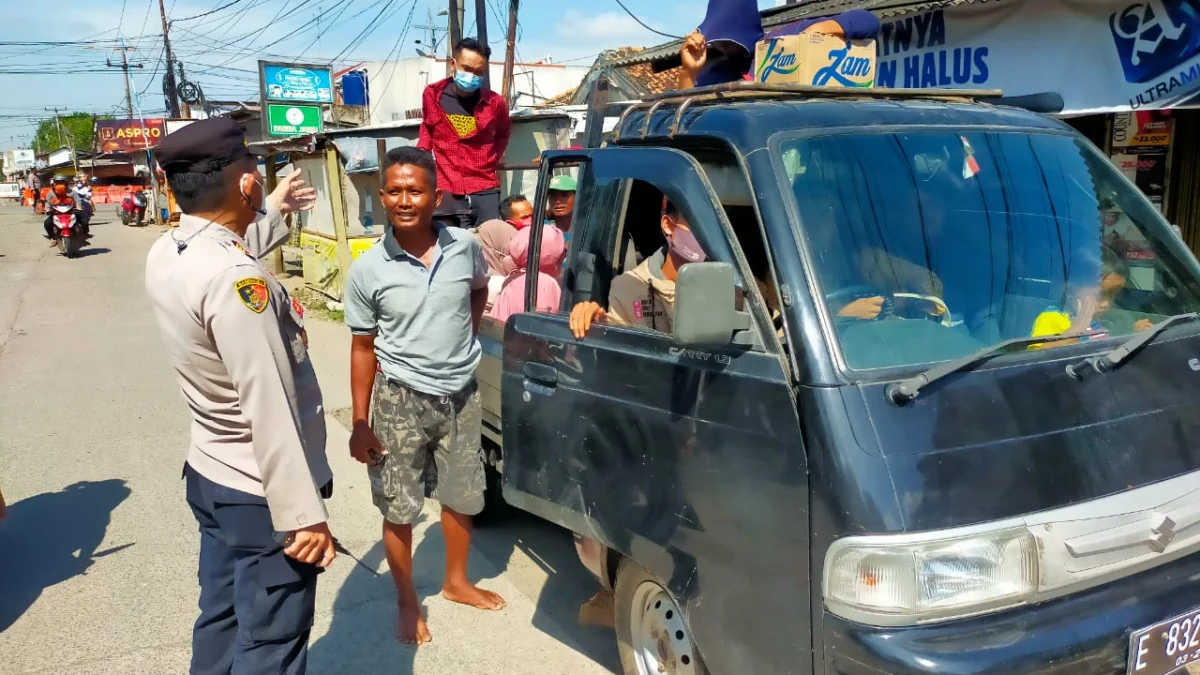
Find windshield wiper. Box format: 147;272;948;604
1064;312;1200;380
886;331;1106;406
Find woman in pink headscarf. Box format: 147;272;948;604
476;219;518;310
489;224;566;322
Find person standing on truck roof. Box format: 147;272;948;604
418;38;512;229
344;147;503;646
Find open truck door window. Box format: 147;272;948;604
500;146;810;675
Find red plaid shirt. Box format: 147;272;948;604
417;78;511;196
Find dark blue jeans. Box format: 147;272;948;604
184;465;320;675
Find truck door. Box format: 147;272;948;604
501;147;811;675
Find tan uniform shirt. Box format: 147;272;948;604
608;249;676;333
145;210;330;531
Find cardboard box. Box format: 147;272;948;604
754;32;876;88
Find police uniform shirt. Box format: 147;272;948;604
607;249;676;334
145;209;331;531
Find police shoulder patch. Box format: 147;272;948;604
235;277;269;313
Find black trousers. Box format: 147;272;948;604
434;189;501;228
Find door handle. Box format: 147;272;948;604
523;362;558;386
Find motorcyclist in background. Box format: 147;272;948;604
43;176;82;245
73;178;94;233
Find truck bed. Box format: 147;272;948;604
478;315;505;451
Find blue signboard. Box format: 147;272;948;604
262;64;333;103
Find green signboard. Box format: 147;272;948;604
266;104;323;137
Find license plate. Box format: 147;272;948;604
1130;607;1200;674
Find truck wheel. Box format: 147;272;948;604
615;559;708;675
473;463;509;527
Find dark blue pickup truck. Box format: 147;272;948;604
478;82;1200;675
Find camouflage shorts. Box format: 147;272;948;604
368;373;485;525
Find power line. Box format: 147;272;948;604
175;0;248;22
610;0;681;39
376;0;420;100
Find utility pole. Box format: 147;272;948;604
45;107;80;175
447;0;462;78
159;0;181;118
177;62;192;119
475;0;490;91
501;0;519;104
106;46;143;117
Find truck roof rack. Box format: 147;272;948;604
609;81;1011;141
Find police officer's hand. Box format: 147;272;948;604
350;421;387;465
569;301;607;339
268;169;317;215
285;522;336;568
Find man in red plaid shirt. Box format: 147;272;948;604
418;38;512;228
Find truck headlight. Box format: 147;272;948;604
823;528;1039;625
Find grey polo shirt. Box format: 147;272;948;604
344;224;489;397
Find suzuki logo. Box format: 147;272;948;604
1149;514;1177;553
1113;0;1186;67
1189;357;1200;371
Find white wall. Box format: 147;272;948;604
362;56;589;125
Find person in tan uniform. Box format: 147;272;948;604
570;201;703;337
144;118;334;675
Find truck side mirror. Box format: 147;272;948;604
674;262;753;347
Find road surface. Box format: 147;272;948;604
0;203;619;674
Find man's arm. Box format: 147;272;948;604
344;263;386;464
469;234;490;335
492;100;512;167
246;171;318;258
204;267;331;541
417;88;435;151
471;286;488;336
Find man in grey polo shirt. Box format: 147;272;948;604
344;146;503;646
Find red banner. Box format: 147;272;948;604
96;119;166;153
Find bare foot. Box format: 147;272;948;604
397;604;432;645
442;581;506;611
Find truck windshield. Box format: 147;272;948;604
779;129;1200;371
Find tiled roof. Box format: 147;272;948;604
541;47;682;105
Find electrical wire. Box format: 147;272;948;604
175;0;248;22
326;0;408;65
610;0;681;39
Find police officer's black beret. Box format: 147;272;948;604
155;117;268;174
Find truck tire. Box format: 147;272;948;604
615;558;708;675
473;462;509;527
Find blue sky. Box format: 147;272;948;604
0;0;777;150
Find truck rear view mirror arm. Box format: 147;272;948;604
673;262;755;348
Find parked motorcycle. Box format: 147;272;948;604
120;190;148;226
50;202;84;258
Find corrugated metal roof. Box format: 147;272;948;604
605;0;1003;68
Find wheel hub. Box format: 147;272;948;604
630;581;696;675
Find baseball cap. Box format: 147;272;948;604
155;117;268;174
548;174;577;192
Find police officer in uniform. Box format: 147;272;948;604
144;118;336;675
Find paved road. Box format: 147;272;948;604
0;204;619;674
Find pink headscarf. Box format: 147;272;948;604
489;225;566;322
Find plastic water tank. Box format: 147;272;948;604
341;71;369;107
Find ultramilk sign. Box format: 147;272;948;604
95;119;165;153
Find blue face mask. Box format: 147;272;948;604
454;71;482;92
